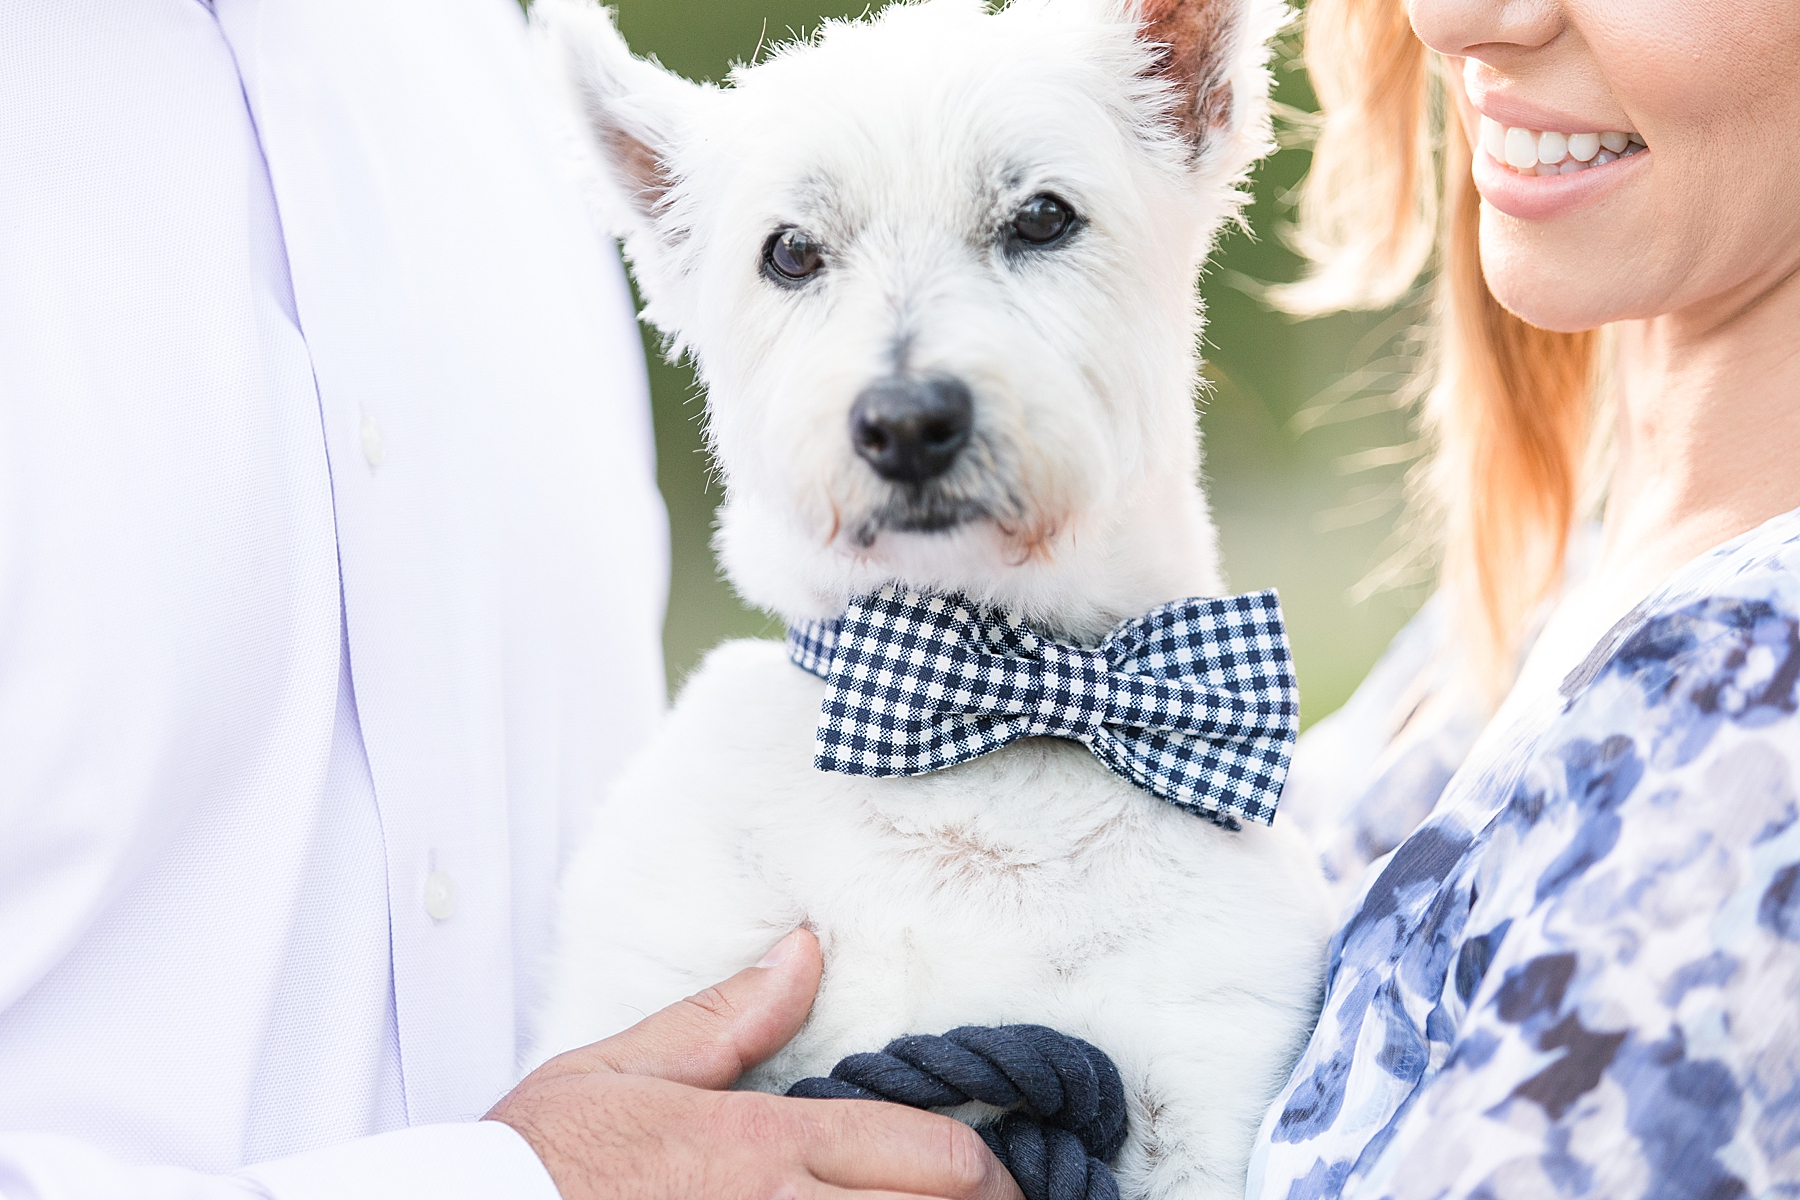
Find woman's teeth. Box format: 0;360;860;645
1480;116;1645;176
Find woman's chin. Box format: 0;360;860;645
1478;237;1620;334
1487;290;1608;334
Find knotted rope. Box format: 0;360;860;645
786;1025;1126;1200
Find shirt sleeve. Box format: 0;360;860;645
0;1123;562;1200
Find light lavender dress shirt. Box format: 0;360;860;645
0;0;668;1193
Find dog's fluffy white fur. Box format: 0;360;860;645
529;1;1332;1195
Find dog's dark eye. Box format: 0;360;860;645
1011;194;1076;246
765;228;825;281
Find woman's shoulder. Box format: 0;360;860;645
1287;511;1800;900
1434;512;1800;938
1552;508;1800;760
1476;516;1800;953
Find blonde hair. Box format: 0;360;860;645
1280;0;1601;696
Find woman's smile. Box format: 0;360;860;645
1462;80;1651;223
1479;116;1644;176
1469;117;1651;221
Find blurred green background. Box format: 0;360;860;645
609;0;1422;727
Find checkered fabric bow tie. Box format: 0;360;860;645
786;586;1298;826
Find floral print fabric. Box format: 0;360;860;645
1250;512;1800;1200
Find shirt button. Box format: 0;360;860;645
360;415;385;468
423;870;457;921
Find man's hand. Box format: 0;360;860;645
486;930;1025;1200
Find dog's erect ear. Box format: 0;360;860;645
1130;0;1248;148
531;0;704;249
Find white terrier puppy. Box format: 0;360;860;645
529;1;1332;1196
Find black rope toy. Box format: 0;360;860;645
787;1025;1127;1200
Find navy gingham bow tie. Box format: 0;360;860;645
786;586;1299;826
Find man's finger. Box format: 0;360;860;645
795;1100;1026;1200
807;1186;961;1200
546;928;824;1088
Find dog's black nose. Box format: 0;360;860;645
849;376;973;484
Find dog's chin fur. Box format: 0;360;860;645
530;3;1333;1199
718;458;1226;641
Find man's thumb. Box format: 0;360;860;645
547;928;823;1090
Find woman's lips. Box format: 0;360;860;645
1470;139;1651;221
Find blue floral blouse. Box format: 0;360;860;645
1249;510;1800;1200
